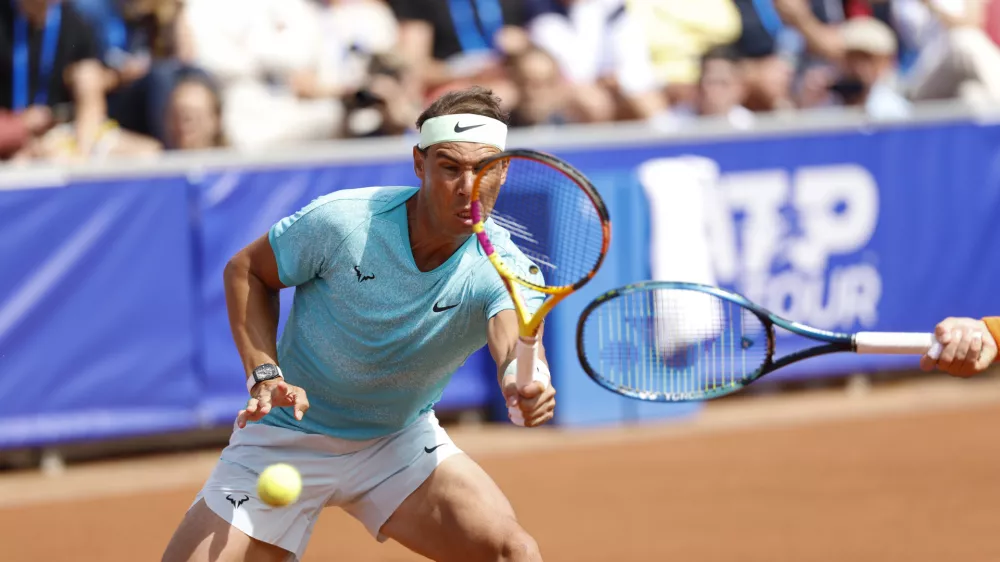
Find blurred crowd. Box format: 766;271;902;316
2;0;1000;162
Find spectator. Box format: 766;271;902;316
526;0;667;122
290;0;400;105
1;0;112;158
340;52;424;139
386;0;530;99
72;0;152;89
892;0;1000;103
74;0;193;146
163;69;224;150
627;0;743;106
694;46;755;126
176;0;344;149
834;16;912;118
776;0;1000;104
505;45;572;126
653;46;755;130
729;0;799;112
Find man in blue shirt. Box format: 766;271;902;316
162;86;553;562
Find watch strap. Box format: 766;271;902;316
247;364;283;393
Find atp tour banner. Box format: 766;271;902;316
1;118;999;448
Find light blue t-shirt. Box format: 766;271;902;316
260;186;544;440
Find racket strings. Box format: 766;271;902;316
482;158;606;288
582;289;769;400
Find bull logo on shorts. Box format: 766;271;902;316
226;494;250;508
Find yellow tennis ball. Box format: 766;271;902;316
257;463;302;507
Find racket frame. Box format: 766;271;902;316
470;149;611;390
575;280;937;402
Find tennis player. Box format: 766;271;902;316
920;316;1000;377
162;86;553;562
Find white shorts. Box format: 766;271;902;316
192;411;461;560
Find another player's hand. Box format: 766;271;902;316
920;317;998;378
502;368;556;428
237;379;311;428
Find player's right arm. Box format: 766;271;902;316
224;234;286;379
230;196;346;426
226;234;310;427
920;317;1000;377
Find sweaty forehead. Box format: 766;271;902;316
431;143;500;165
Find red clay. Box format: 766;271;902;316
2;403;999;561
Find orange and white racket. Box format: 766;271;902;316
470;149;611;409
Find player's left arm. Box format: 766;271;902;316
487;310;556;427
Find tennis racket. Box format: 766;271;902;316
471;149;611;395
575;281;943;402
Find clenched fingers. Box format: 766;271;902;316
935;328;963;373
953;332;981;376
924;317;998;378
516;383;556;427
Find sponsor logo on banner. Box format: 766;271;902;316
641;159;882;332
710;165;882;331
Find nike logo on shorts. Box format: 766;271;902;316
424;444;445;454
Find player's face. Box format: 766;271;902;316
414;142;504;236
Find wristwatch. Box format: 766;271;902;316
247;363;283;393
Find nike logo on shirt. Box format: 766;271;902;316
433;302;459;313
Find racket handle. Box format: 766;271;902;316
515;336;538;391
855;332;942;358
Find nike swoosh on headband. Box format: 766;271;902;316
454;123;485;133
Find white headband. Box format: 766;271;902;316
418;113;507;151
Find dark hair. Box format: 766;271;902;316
505;45;558;74
169;67;227;148
701;45;742;67
415;85;509;130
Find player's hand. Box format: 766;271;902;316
920;317;998;378
237;379;311;428
502;368;556;428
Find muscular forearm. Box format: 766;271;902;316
224;259;281;378
487;311;549;386
496;345;517;386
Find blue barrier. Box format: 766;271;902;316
2;115;1000;448
0;177;201;448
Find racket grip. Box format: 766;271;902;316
515;336;538;391
855;332;941;357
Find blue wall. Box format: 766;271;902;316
2;118;999;448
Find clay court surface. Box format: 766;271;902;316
3;376;1000;562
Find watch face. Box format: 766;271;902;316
254;364;280;381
